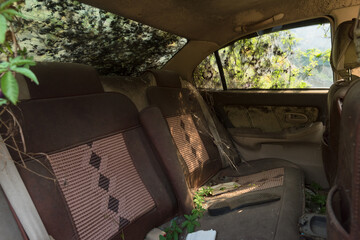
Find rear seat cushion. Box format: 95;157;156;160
1;63;178;240
4;93;178;240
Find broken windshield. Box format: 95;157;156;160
16;0;187;76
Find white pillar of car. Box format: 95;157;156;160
0;136;51;240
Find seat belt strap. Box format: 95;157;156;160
180;80;238;170
0;136;51;240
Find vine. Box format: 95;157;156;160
0;0;55;182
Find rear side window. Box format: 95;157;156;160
194;19;332;90
16;0;187;76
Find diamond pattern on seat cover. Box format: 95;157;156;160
49;133;155;240
167;114;210;173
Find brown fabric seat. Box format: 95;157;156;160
326;79;360;240
1;62;180;240
144;70;305;239
145;70;240;188
323;19;360;185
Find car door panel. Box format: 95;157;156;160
202;89;329;188
224;105;319;133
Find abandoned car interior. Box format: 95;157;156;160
1;0;360;239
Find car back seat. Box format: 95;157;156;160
145;70;242;188
144;70;305;239
1;62;181;240
323;19;360;185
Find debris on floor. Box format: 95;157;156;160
186;229;216;240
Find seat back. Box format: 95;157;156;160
1;63;177;240
327;79;360;240
145;70;239;188
324;20;360;185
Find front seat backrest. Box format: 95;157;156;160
326;79;360;240
323;19;360;185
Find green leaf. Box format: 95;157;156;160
2;12;11;21
166;233;173;240
0;61;9;69
0;0;18;10
159;235;166;240
10;56;35;66
173;233;178;240
1;8;26;19
0;98;7;106
1;71;18;104
11;67;38;85
0;14;7;44
120;231;125;240
187;225;194;233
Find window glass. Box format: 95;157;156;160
194;22;332;89
14;0;187;76
193;54;222;89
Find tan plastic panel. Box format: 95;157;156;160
230;122;328;188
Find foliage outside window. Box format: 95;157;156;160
194;22;332;89
13;0;187;76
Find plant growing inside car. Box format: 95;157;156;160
0;1;55;182
181;213;200;233
160;187;213;239
160;220;182;240
0;0;38;106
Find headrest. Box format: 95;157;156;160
331;20;360;79
22;62;104;99
145;69;182;88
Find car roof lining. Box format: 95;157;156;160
79;0;360;47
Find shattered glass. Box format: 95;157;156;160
15;0;187;76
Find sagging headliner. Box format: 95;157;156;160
80;0;360;46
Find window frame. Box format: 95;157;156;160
197;17;334;91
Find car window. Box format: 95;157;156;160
15;0;187;76
194;20;332;89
